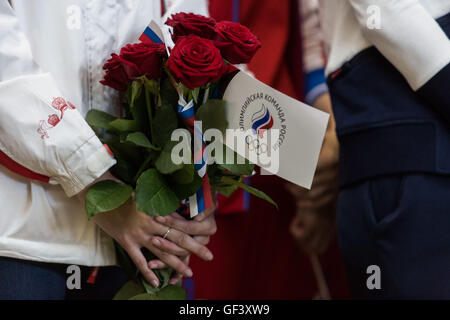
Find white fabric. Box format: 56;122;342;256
319;0;450;90
300;0;326;74
0;0;208;266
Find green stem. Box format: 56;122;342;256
144;86;155;145
134;153;153;183
163;65;177;86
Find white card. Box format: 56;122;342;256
223;71;329;189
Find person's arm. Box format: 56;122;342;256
0;0;116;196
348;0;450;122
300;0;328;106
287;0;338;255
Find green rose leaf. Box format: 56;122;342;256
218;163;255;176
106;140;145;184
135;169;180;216
113;280;146;300
218;148;255;176
214;183;239;197
161;77;179;107
109;119;139;132
216;145;254;176
85;180;133;219
171;163;195;184
222;176;278;209
169;172;203;200
155;141;184;174
196;99;228;134
86;109;117;130
128;285;186;300
126;132;159;150
141;268;172;294
152;97;178;148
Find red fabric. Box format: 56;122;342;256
161;0;165;16
189;0;351;299
104;144;114;157
239;0;304;100
216;189;246;214
0;150;49;183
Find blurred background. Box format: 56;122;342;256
182;0;351;300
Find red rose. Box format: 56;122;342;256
120;42;166;79
166;13;217;43
214;21;261;64
100;42;166;91
167;35;228;90
100;54;133;91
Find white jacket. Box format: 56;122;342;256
319;0;450;91
0;0;208;266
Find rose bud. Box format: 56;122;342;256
214;21;261;64
119;42;167;79
100;54;134;91
166;12;217;43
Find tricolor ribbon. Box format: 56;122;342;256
177;92;213;217
139;21;213;217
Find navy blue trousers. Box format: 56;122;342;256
0;257;127;300
338;173;450;299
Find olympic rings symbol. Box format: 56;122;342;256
245;135;268;155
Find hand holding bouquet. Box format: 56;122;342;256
85;13;275;300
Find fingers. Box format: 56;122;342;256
146;243;194;278
127;245;160;288
166;228;214;261
148;236;209;268
170;256;190;285
193;204;216;222
147;257;188;285
193;235;210;246
155;214;217;236
169;273;184;285
148;259;166;269
148;236;209;286
151;236;190;258
149;214;214;263
290;209;335;255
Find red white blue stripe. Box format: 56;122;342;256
139;21;164;44
251;104;274;138
177;94;213;217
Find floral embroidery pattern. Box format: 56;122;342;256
38;97;76;139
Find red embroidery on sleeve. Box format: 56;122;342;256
38;97;76;139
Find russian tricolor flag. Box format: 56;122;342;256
139;21;165;44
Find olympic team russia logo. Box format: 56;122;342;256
238;92;287;158
251;104;274;138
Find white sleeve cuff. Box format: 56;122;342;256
51;137;116;197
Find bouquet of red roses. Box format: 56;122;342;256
85;13;276;300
